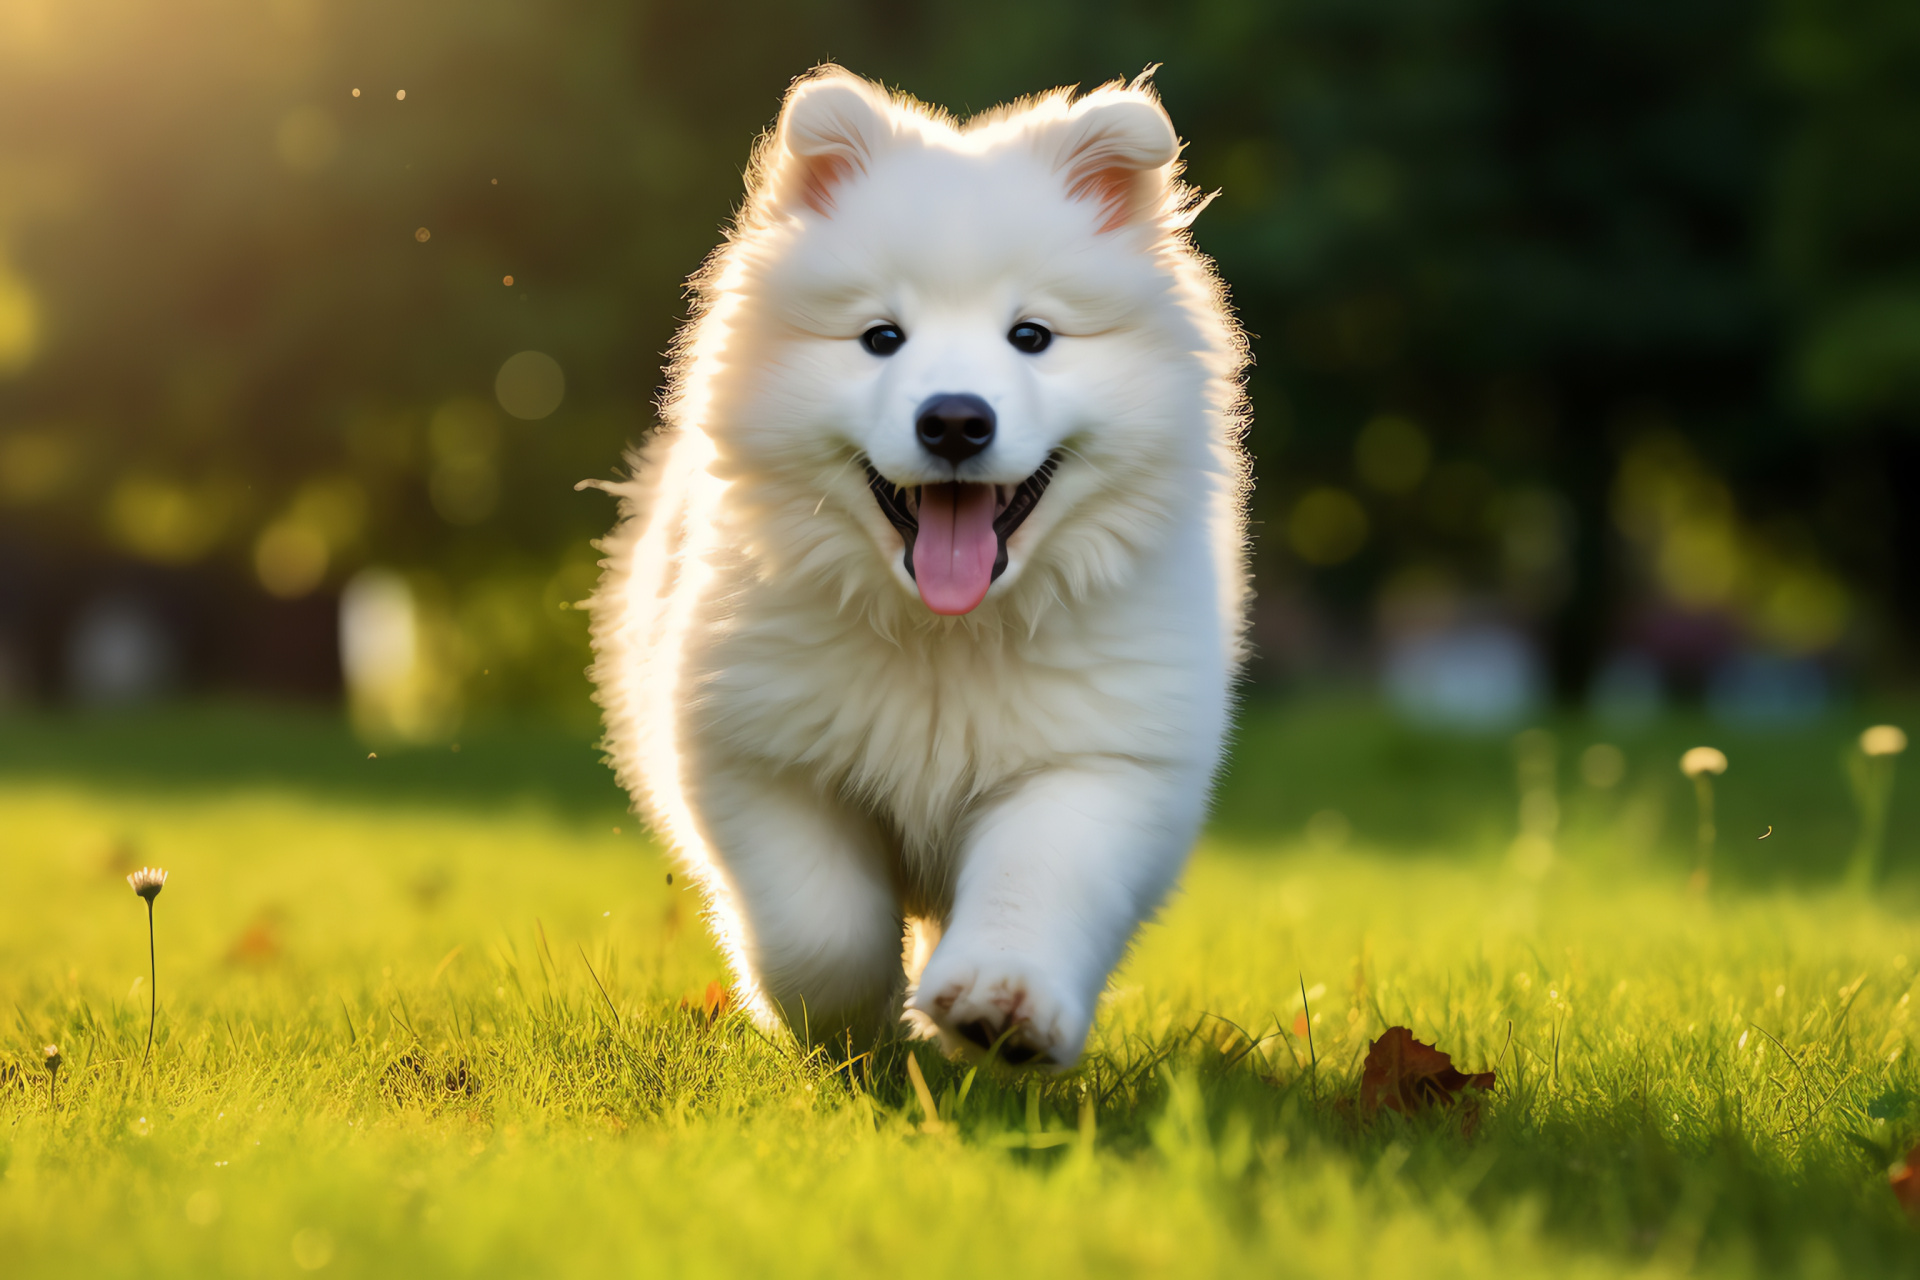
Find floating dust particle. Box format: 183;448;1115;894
351;88;360;97
367;752;377;760
666;872;673;885
414;227;430;243
450;743;460;753
503;275;514;287
612;826;621;834
491;178;498;185
396;89;406;100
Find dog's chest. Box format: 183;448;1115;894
690;592;1171;823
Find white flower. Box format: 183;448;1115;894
127;866;168;903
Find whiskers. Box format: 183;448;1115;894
1053;443;1104;481
812;453;865;517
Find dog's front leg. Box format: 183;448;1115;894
685;760;905;1046
908;758;1206;1067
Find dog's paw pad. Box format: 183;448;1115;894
909;959;1086;1068
954;1017;1047;1065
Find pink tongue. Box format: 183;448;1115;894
913;482;998;615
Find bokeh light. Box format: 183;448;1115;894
1288;487;1369;566
254;521;329;599
428;399;502;525
1354;414;1430;495
494;351;566;421
0;0;1908;722
0;258;39;375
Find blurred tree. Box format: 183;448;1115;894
0;0;1911;719
1770;0;1920;422
1765;0;1920;660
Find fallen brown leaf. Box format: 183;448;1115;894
678;979;734;1024
1892;1146;1920;1216
1360;1026;1495;1126
225;914;283;966
99;837;140;879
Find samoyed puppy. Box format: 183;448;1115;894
588;66;1248;1067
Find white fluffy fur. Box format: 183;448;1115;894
587;67;1249;1067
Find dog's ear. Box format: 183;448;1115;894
769;68;893;217
1049;89;1180;233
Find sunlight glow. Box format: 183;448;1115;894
618;427;776;1026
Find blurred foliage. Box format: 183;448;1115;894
1769;0;1920;419
0;0;1914;717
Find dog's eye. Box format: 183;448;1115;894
860;324;906;356
1008;322;1052;354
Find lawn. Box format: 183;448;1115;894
5;701;1920;1278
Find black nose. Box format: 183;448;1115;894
915;393;996;465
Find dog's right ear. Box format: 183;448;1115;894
767;68;894;217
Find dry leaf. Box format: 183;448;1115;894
1892;1146;1920;1215
1360;1026;1495;1125
679;979;734;1024
225;914;283;965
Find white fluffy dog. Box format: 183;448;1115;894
588;66;1248;1067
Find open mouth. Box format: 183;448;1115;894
864;452;1062;616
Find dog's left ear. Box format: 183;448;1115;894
768;68;894;216
1048;89;1180;233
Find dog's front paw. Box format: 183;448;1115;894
907;945;1092;1069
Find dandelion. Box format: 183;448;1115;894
1847;725;1907;890
1865;725;1909;757
128;866;167;1069
43;1043;61;1109
1680;747;1727;892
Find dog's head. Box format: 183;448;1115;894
677;67;1241;620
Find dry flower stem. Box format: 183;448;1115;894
1848;726;1907;890
1693;773;1717;884
142;896;155;1067
1681;748;1726;891
127;867;166;1069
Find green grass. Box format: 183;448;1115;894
5;702;1920;1277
